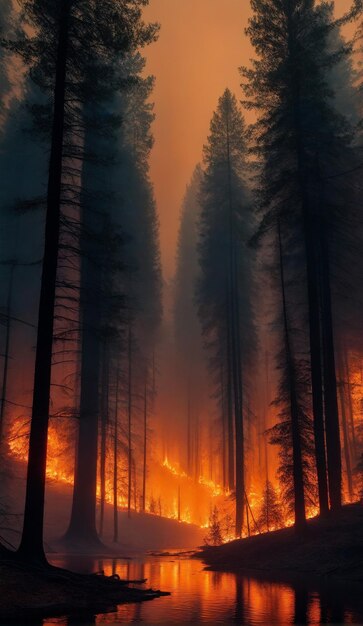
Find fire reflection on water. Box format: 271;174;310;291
45;556;363;625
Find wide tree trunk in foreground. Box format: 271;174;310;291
17;0;70;563
64;126;104;547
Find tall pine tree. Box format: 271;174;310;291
243;0;359;516
197;89;255;538
7;0;158;563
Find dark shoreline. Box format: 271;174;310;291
0;557;169;622
196;503;363;583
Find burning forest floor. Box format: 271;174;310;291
197;503;363;582
1;459;205;556
46;481;205;555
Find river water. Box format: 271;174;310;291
47;555;363;625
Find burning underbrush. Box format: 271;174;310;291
3;351;363;547
3;414;330;546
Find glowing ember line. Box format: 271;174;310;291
162;457;228;498
198;476;224;497
162;457;188;478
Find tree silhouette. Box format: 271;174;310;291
197;89;255;537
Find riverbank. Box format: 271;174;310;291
198;503;363;581
0;556;169;621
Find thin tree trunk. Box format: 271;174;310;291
18;0;70;562
113;366;120;543
152;349;156;404
278;221;306;532
320;228;342;510
220;361;227;489
225;310;235;492
142;368;147;512
133;457;137;512
177;483;181;522
343;349;357;461
194;413;199;481
338;362;353;501
99;339;109;537
127;325;133;518
264;351;270;483
232;262;244;537
209;420;214;480
187;380;191;475
245;493;250;537
0;262;15;448
226;102;244;538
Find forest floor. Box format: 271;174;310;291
197;503;363;582
0;554;169;621
1;459;205;554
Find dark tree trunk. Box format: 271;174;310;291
64;128;104;548
286;4;330;516
17;0;70;563
265;481;270;532
0;262;15;448
64;242;102;545
186;382;191;475
113;366;120;543
343;349;357;461
232;263;244;538
225;305;235;492
226;106;244;538
194;413;200;481
133;457;137;511
303;211;329;516
177;483;181;522
127;326;133;518
142;369;147;512
338;361;353;501
320;229;342;510
245;493;250;537
220;361;227;489
278;222;306;532
264;351;270;483
99;340;109;537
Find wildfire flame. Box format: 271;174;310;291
6;379;358;542
162;457;188;479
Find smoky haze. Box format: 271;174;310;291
1;0;363;595
143;0;353;279
143;0;253;278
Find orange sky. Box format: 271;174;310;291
143;0;353;279
143;0;253;278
